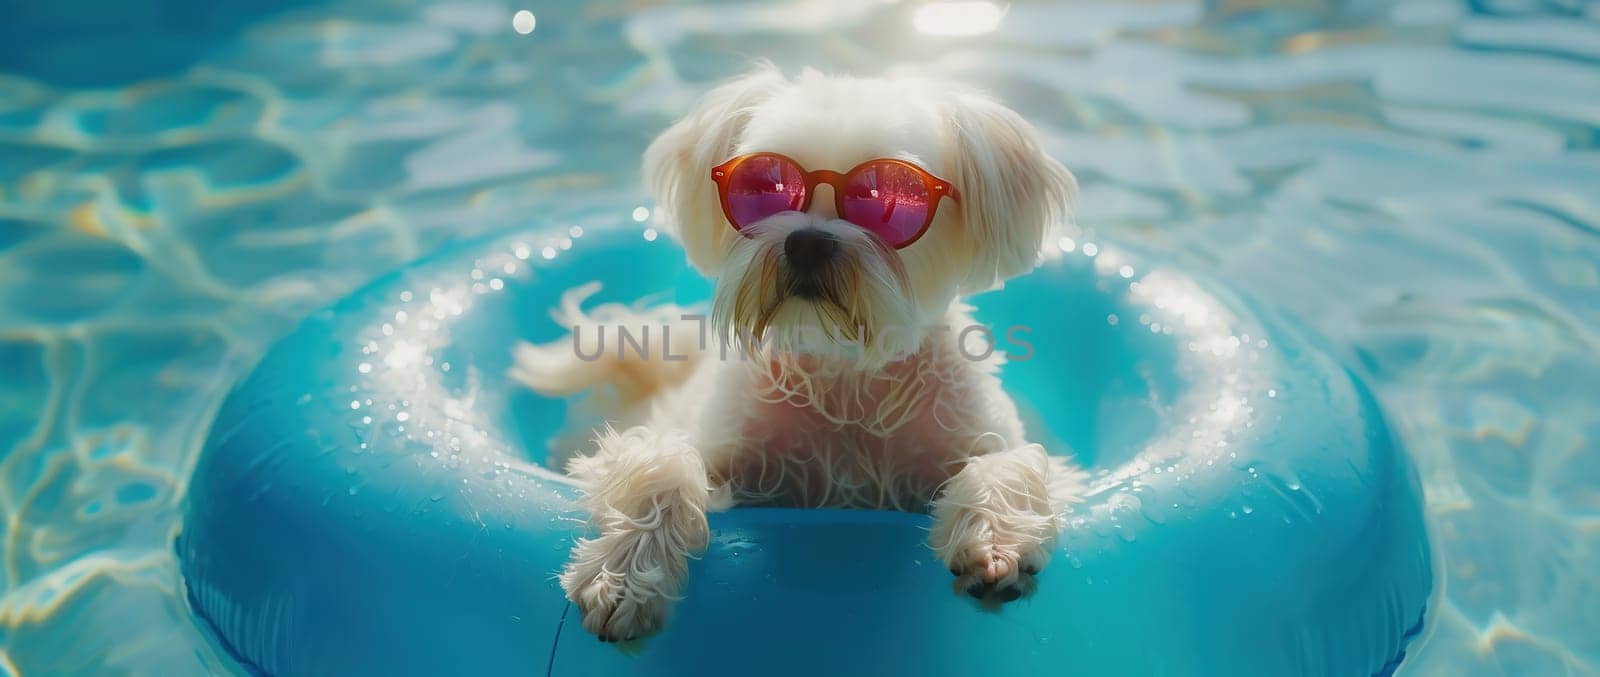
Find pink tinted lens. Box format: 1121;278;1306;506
839;162;931;247
725;156;806;228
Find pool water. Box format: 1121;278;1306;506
0;0;1596;674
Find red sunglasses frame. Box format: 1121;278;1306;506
710;152;960;249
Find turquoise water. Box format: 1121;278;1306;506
1;0;1596;674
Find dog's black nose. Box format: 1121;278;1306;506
783;229;840;274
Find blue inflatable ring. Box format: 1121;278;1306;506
178;219;1432;676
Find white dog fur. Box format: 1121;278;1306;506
512;66;1088;642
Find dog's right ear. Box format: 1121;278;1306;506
644;67;786;275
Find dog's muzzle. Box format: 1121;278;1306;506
783;228;840;299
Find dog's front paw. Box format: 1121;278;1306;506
944;535;1049;605
928;445;1062;607
560;535;677;642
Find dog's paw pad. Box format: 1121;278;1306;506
947;545;1044;607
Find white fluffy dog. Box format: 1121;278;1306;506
513;67;1087;642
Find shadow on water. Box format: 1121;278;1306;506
0;0;318;87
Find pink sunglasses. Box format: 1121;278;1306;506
711;153;960;249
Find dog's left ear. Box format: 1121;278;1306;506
943;92;1077;292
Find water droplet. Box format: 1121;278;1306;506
512;9;536;34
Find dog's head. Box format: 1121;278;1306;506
645;67;1075;363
